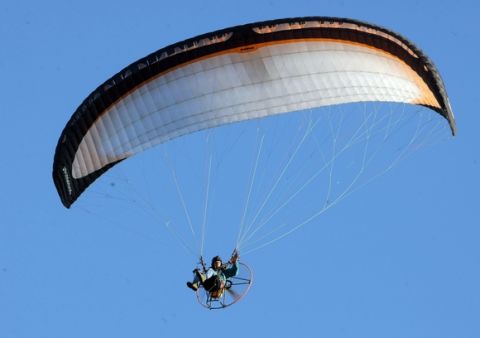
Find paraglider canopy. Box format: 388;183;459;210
52;16;455;208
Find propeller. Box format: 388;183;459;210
226;287;241;301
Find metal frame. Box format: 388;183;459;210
195;262;253;310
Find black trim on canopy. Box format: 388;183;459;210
53;16;455;208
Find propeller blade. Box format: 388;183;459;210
226;288;241;301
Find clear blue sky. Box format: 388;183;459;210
1;1;479;337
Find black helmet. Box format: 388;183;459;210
211;256;222;266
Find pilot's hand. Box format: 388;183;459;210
230;250;239;263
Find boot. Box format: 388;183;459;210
186;281;198;291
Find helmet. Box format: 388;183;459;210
211;256;222;266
